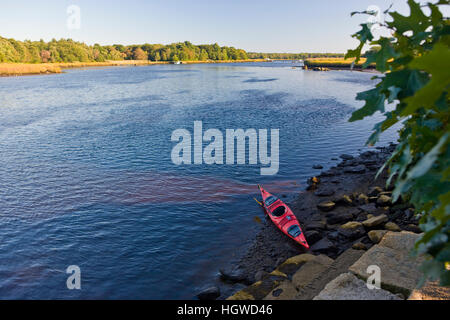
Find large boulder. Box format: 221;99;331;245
263;281;298;300
273;254;316;278
292;255;334;290
349;231;424;296
313;273;401;300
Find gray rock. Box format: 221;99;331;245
326;212;354;225
385;222;401;232
311;238;337;254
368;230;388;244
315;189;335;197
338;221;366;240
292;255;334;290
305;230;322;245
313;273;401;300
358;203;378;215
368;186;383;197
306;220;327;231
362;214;388;228
255;270;269;282
317;201;336;212
352;242;367;250
334;194;353;205
404;224;422;234
197;286;220;300
357;193;369;204
219;267;247;283
377;195;393;207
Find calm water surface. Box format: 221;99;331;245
0;62;396;299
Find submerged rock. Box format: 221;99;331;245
220;267;247;283
340;154;354;160
313;164;324;169
197;286;220;300
344;165;366;174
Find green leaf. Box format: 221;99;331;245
349;88;385;122
403;43;450;116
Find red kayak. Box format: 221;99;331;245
257;185;309;249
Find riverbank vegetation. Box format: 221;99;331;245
346;0;449;285
305;57;369;69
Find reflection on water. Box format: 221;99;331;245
0;63;397;299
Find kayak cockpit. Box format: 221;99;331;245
271;206;286;217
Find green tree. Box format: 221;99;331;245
346;0;450;285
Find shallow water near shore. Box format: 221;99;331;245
0;62;397;299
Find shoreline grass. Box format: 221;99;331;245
0;59;267;77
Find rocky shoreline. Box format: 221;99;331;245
197;143;434;300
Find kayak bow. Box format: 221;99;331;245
257;185;309;249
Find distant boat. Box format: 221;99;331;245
173;61;182;65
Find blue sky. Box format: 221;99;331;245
1;0;448;52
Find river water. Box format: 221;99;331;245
0;62;396;299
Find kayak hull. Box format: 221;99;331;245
258;185;309;249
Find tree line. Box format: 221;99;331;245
0;36;348;64
247;52;345;60
0;37;249;63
